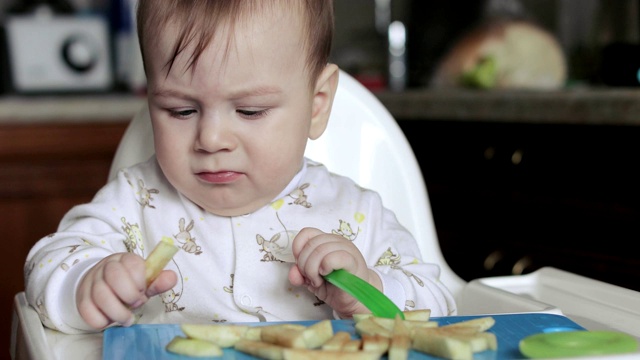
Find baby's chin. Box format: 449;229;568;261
193;196;274;217
176;178;285;216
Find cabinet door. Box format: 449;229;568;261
0;121;127;355
399;119;640;292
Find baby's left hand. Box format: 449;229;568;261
288;227;382;318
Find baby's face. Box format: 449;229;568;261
144;8;319;216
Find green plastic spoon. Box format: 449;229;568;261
324;269;405;320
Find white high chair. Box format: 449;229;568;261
11;71;640;360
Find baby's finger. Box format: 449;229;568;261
146;270;178;297
297;240;341;286
318;248;357;275
77;288;112;330
120;252;147;287
298;235;351;269
288;265;306;286
295;231;336;270
291;227;324;258
91;280;135;326
102;260;145;307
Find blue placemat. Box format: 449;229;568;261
103;313;585;359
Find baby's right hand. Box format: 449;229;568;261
75;252;177;330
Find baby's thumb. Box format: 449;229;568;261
146;270;178;297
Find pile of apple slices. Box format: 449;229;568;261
165;310;497;359
353;313;497;360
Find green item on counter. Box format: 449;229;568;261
460;55;498;89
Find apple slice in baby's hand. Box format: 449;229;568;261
145;236;179;286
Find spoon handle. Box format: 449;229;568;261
324;269;405;319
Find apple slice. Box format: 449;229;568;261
441;316;495;332
283;348;382;360
302;320;335;349
260;324;308;348
411;318;498;360
361;334;389;354
322;331;352;351
389;317;411;360
402;309;431;322
181;323;249;347
235;338;285;360
341;339;362;352
413;331;473;360
144;236;179;286
165;336;222;357
354;317;392;338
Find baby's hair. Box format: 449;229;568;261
136;0;334;87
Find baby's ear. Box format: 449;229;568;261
309;64;339;140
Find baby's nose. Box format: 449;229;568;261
194;115;236;153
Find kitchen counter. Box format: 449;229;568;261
0;94;146;124
375;87;640;125
2;87;640;125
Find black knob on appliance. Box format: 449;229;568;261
61;35;97;73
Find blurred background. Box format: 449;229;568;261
333;0;639;90
0;0;639;93
2;1;640;358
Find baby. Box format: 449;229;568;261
24;0;456;334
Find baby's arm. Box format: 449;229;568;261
24;162;179;333
288;203;456;319
288;227;382;318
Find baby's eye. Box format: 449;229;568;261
170;109;197;118
237;108;270;119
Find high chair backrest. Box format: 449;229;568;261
108;70;466;296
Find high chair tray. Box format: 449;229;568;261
458;267;640;339
103;313;585;359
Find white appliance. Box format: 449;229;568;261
4;12;113;93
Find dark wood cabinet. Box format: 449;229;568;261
0;121;128;358
398;119;640;293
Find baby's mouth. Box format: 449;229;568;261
196;171;243;184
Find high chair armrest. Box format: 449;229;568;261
11;292;103;360
11;292;52;360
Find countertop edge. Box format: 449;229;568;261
2;88;640;125
374;88;640;125
0;95;147;124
